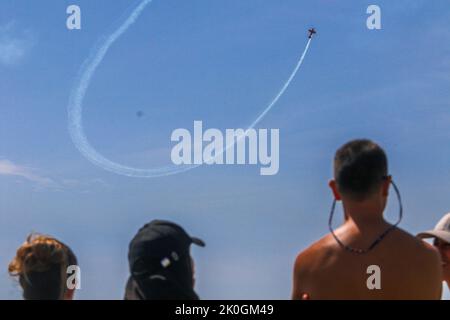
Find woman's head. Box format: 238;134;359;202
8;234;78;300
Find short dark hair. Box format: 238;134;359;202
334;139;388;200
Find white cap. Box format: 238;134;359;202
418;213;450;244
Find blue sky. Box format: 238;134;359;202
0;0;449;299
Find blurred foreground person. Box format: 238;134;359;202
9;234;78;300
418;213;450;294
125;220;205;300
292;139;442;299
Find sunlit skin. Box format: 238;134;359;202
434;239;450;288
63;289;75;300
292;177;443;300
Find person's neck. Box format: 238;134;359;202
342;198;388;232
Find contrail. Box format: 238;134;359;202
247;38;311;131
68;0;313;178
204;38;312;164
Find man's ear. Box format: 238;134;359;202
329;179;341;201
382;175;391;197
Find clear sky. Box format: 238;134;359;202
0;0;449;299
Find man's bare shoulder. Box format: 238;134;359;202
294;233;337;276
386;227;443;299
389;227;440;261
293;226;442;299
295;227;440;269
292;234;338;299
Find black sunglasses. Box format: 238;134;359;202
433;239;450;248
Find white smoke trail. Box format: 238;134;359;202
68;0;312;178
247;38;311;131
203;38;312;165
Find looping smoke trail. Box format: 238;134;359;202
247;38;311;131
68;0;312;178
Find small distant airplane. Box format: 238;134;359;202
308;28;316;39
136;110;144;118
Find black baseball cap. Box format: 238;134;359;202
125;220;205;300
128;220;205;277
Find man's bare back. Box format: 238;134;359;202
292;222;443;300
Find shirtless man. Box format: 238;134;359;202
292;139;442;299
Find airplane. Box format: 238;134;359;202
308;28;316;39
136;110;144;118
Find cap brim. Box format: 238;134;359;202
191;237;205;247
417;230;450;244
